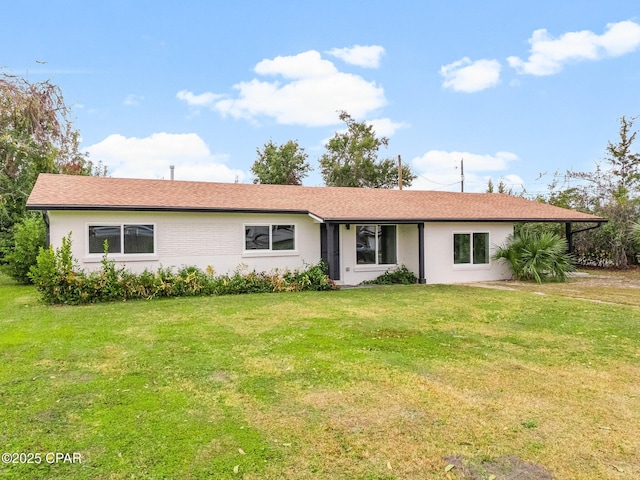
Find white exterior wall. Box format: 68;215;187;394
337;222;512;285
47;210;322;275
339;224;418;285
47;212;514;285
423;222;514;284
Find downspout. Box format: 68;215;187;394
417;223;426;284
42;210;50;247
566;222;605;254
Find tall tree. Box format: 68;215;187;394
546;116;640;267
251;139;310;185
319;111;415;188
0;73;105;258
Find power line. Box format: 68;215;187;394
417;174;459;186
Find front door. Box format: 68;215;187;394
320;223;340;281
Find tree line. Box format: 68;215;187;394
250;110;415;188
535;116;640;268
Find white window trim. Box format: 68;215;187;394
452;231;491;269
354;224;399;270
242;223;298;257
84;222;158;262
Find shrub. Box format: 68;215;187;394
3;214;46;284
493;231;575;283
285;261;338;291
362;264;417;285
28;235;337;304
29;233;82;304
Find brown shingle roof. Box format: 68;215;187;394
27;174;606;223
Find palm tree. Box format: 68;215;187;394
493;231;575;283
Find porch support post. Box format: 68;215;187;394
417;223;426;284
326;223;340;281
565;222;573;254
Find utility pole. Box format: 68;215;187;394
398;154;403;190
460;158;464;192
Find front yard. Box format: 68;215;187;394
1;271;639;479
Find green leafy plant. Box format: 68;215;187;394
29;235;337;304
2;213;46;283
493;231;575;283
633;222;640;245
362;264;417;285
29;233;81;304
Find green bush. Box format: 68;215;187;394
28;236;338;305
3;214;46;284
361;264;417;285
493;231;575;283
29;234;82;304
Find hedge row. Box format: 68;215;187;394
29;235;337;305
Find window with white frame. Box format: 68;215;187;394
244;224;295;251
356;225;397;265
88;224;155;254
453;232;489;265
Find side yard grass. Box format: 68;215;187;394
1;273;639;479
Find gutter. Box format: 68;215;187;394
26;205;311;216
26;205;607;225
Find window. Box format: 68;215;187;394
356;225;397;265
245;225;295;251
88;224;154;254
453;232;489;265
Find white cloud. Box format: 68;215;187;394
368;118;408;138
326;45;385;68
508;20;640;76
254;50;337;78
123;94;143;106
176;90;223;106
85;132;245;182
410;150;522;192
176;49;387;126
440;57;501;93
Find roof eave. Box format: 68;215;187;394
25;205;607;224
26;204;312;216
322;217;607;224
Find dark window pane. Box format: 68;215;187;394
379;225;397;264
272;225;295;250
245;225;269;250
453;234;470;264
124;225;154;254
89;226;121;254
473;232;489;264
356;225;376;264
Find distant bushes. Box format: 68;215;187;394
29;234;337;305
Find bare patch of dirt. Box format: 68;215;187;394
444;454;553;480
467;267;640;307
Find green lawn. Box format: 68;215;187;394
1;274;639;479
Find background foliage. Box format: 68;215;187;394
251;139;311;185
0;73;106;278
540;116;640;267
319;111;415;189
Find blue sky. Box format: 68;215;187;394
3;1;640;195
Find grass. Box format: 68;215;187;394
1;272;639;479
